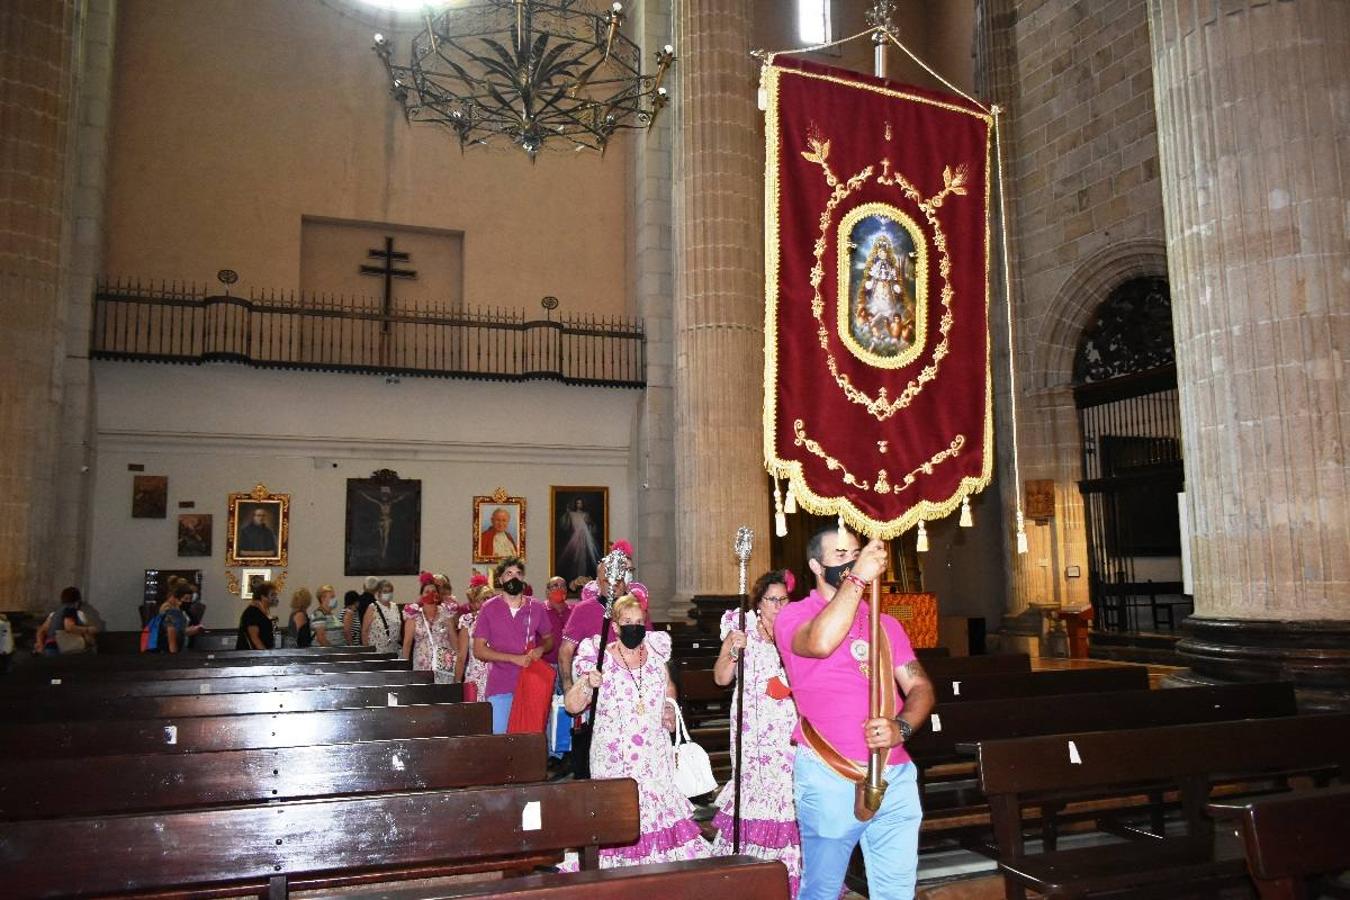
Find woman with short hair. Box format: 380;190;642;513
403;578;459;683
361;579;402;654
310;585;343;647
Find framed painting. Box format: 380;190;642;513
344;469;422;576
132;475;168;518
240;568;272;600
473;487;526;564
177;514;212;557
550;486;608;588
225;483;289;567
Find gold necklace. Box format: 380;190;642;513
617;644;647;714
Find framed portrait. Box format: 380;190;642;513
344;469;422;576
550;486;608;588
225;483;289;567
473;487;526;564
177;514;212;557
240;568;272;600
132;475;168;518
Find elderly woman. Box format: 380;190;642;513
287;588;314;649
403;578;459;683
310;585;344;647
709;569;802;896
361;579;402;654
564;594;710;868
455;575;492;700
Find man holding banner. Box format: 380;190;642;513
776;526;934;899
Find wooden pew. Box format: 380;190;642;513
0;669;434;700
1209;785;1350;900
28;648;396;670
362;858;792;899
933;665;1149;703
907;681;1299;770
978;714;1350;899
6;658;412;681
923;652;1030;680
0;779;641;898
2;682;464;722
0;702;491;758
0;733;546;820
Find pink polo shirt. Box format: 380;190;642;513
774;589;917;766
472;595;554;698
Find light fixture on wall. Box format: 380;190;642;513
372;1;675;159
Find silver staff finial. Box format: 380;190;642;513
734;526;754;596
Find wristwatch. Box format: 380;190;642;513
894;717;913;742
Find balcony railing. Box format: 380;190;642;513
90;279;646;388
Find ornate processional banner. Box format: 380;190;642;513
762;58;993;538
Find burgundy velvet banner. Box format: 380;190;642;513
763;58;992;538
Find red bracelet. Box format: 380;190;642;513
843;573;869;591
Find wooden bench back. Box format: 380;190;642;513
0;702;491;758
32;649;396;670
7;658;412;681
0;733;546;820
1227;785;1350;884
0;779;640;898
933;664;1149;702
922;653;1029;680
0;669;435;699
372;857;792;898
4;682;464;723
906;681;1298;763
978;713;1350;798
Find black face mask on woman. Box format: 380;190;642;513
501;578;525;596
618;623;646;650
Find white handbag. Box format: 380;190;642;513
665;697;718;798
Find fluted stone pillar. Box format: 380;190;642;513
672;0;770;604
0;0;79;611
1149;0;1350;707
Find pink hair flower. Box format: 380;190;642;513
612;539;634;558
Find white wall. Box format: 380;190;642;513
88;361;641;632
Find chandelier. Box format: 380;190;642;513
373;1;675;159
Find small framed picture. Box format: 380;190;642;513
132;475;168;518
177;514;212;557
226;483;290;567
240;568;273;600
473;487;526;564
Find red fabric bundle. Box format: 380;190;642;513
506;659;555;733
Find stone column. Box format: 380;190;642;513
1149;0;1349;707
672;0;770;605
0;0;79;611
630;0;677;618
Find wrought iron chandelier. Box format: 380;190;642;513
373;1;674;159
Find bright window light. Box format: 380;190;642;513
798;0;831;44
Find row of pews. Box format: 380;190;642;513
0;645;789;898
663;624;1350;898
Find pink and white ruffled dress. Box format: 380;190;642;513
709;608;802;897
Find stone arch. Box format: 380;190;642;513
1031;239;1169;390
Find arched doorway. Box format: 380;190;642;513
1073;277;1188;633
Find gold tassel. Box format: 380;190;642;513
916;520;928;553
1015;510;1028;554
959;496;973;528
784;483;798;514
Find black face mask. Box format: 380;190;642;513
501;578;525;596
618;623;646;650
820;561;853;588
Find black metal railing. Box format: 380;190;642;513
90;279;646;388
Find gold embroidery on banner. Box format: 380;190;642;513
800;135;966;420
792;420;966;497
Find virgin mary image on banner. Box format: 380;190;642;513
845;209;923;363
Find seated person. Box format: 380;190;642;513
33;587;99;655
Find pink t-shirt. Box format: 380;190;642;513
774;589;917;765
542;599;574;664
472;595;554;698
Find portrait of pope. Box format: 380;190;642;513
478;505;519;559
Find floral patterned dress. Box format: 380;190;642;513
459;610;489;701
404;604;458;684
709;608;802;897
367;600;402;655
572;630;711;868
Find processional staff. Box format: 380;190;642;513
730;526;754;853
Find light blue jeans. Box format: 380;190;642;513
793;746;922;900
487;692;514;734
